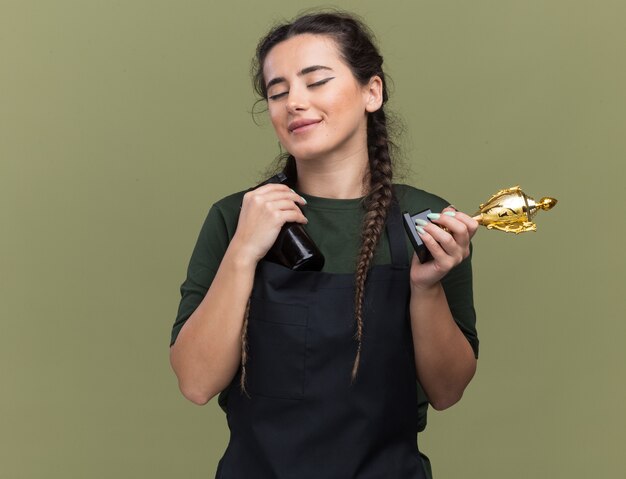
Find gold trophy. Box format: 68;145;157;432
472;186;557;234
403;185;557;262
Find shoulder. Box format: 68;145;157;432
197;189;249;242
212;189;248;216
393;183;452;213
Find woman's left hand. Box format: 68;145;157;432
409;206;479;290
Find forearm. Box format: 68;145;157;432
169;240;256;405
409;282;477;410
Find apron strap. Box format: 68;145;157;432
386;187;410;269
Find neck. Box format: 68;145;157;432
294;146;370;199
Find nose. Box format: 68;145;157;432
285;85;309;114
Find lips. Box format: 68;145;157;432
288;118;322;133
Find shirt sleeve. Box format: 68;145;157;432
170;204;231;347
441;242;479;358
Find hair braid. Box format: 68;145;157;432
350;109;394;383
239;298;252;397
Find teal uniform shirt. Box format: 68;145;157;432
171;183;479;478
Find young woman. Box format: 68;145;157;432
170;11;479;478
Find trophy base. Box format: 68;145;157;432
402;209;434;263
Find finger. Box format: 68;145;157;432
253;183;293;194
415;226;454;265
267;199;309;214
439;205;475;226
245;198;308;226
427;213;470;249
252;183;297;198
243;184;287;207
440;210;479;238
263;192;307;210
457;213;479;236
245;186;307;208
423;226;462;261
280;208;309;224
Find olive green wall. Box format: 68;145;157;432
2;0;624;477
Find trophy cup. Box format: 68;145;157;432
471;186;557;234
403;186;557;262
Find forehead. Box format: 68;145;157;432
263;34;346;79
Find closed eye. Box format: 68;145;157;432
309;77;335;88
268;77;335;101
268;91;288;101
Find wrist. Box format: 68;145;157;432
410;280;444;298
224;238;260;272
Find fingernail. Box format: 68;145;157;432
427;213;440;220
443;211;456;217
416;226;425;235
448;204;457;210
291;189;307;204
415;218;428;226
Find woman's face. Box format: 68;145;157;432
263;34;381;162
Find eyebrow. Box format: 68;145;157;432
265;65;334;90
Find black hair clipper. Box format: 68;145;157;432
247;173;325;271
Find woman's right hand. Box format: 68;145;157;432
231;183;308;266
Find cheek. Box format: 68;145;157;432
267;107;280;125
268;108;287;135
324;87;365;122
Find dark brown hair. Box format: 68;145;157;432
241;10;399;395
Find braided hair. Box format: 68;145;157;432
241;10;398;395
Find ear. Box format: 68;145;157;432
364;75;383;113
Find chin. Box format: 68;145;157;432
284;145;326;161
290;150;328;162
